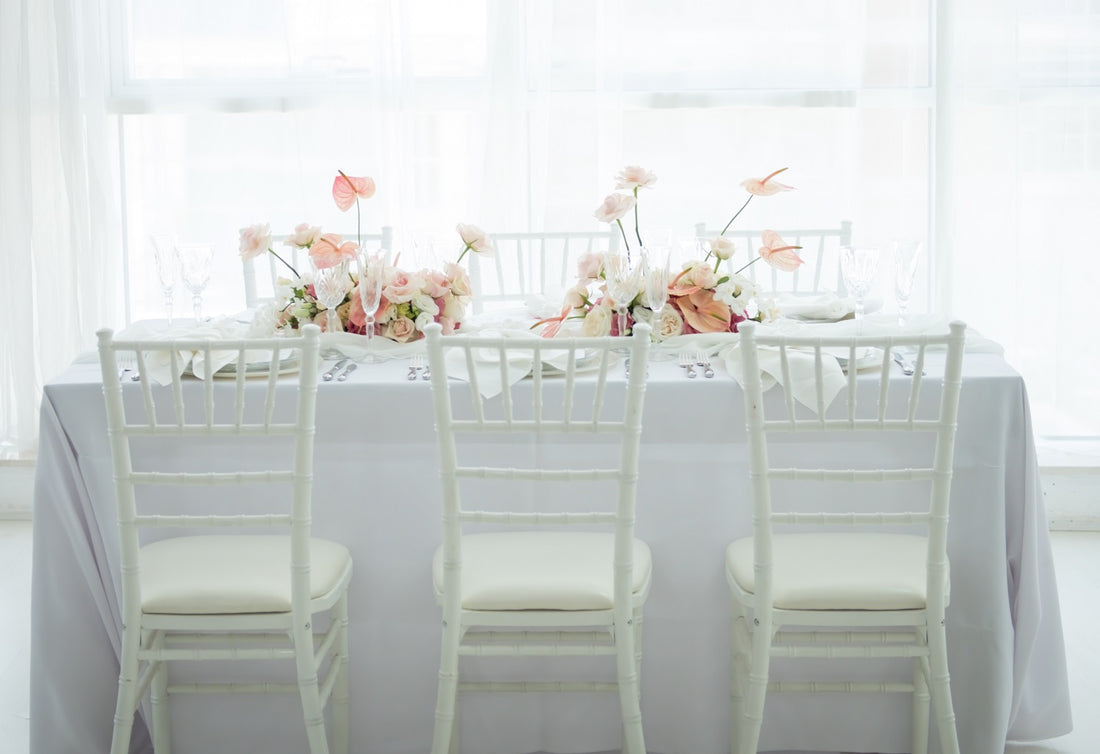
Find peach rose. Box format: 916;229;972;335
658;306;684;339
593;193;636;223
238;223;271;261
383;316;417;342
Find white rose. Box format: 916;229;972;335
581;304;613;337
414;311;435;331
658;306;684;339
411;293;440;316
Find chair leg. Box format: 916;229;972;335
927;619;961;754
150;629;171;753
633;609;644;701
431;616;462;754
110;623;142;754
729;598;750;754
911;654;930;754
739;614;772;754
293;620;331;754
616;614;646;754
332;594;351;754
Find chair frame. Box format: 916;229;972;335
730;320;966;754
97;324;351;754
694;220;852;294
424;322;651;754
467;229;620;313
243;226;393;308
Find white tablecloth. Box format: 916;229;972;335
31;333;1072;753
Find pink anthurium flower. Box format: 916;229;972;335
676;289;732;333
757;230;804;272
332;172;376;211
741;167;795;197
309;233;358;269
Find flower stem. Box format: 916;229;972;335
733;257;760;275
456;244;470;265
615;218;632;255
721;195;754;235
633;187;644;248
268;248;300;278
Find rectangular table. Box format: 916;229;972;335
31;337;1072;753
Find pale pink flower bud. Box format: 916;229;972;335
709;236;736;260
286;222;322;249
457;223;494;255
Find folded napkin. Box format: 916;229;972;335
115;317;282;384
723;332;848;412
776;292;854;321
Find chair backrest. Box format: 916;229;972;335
694;221;852;294
96;325;322;616
737;320;966;612
243;227;394;308
424;322;650;610
468;230;620;314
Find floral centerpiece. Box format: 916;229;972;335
536;166;804;339
240;172;492;342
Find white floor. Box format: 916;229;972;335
2;520;1097;753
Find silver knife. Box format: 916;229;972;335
322;358;349;381
336;362;358;381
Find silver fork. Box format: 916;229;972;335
695;351;715;379
409;353;426;381
679;352;697;379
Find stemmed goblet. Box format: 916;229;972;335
150;234;178;323
603;250;639;339
176;243;213;321
893;239;923;326
642;248;670;357
355;249;384;361
312;257;352;333
840;246;881;323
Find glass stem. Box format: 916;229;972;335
163;291;174;324
192;294;202;321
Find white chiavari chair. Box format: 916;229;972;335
97;324;352;754
728;320;966;754
424;322;652;754
468;229;620;314
243;226;393;308
694;221;853;294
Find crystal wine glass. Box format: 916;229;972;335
642;248;671;358
892;239;923;326
840;246;881;322
355;250;384;360
603;250;639;338
312;257;351;333
176;243;213;321
150;234;178;323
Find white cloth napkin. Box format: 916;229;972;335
115;317;280;384
776;292;854;321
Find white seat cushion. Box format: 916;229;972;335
140;535;351;614
726;532;945;610
433;531;652;611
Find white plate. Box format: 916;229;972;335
198;356;301;379
537;350;610;375
834;347;883;373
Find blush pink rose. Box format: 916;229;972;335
444;262;472;297
457;223;494;255
614;166;657;191
422;269;450;299
741;167;795;197
708;235;736;260
758;230;804;272
238;223;271;261
309;233;358;269
593;193;636;223
383;270;425;304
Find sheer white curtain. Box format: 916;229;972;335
4;0;1098;456
0;0;123;457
